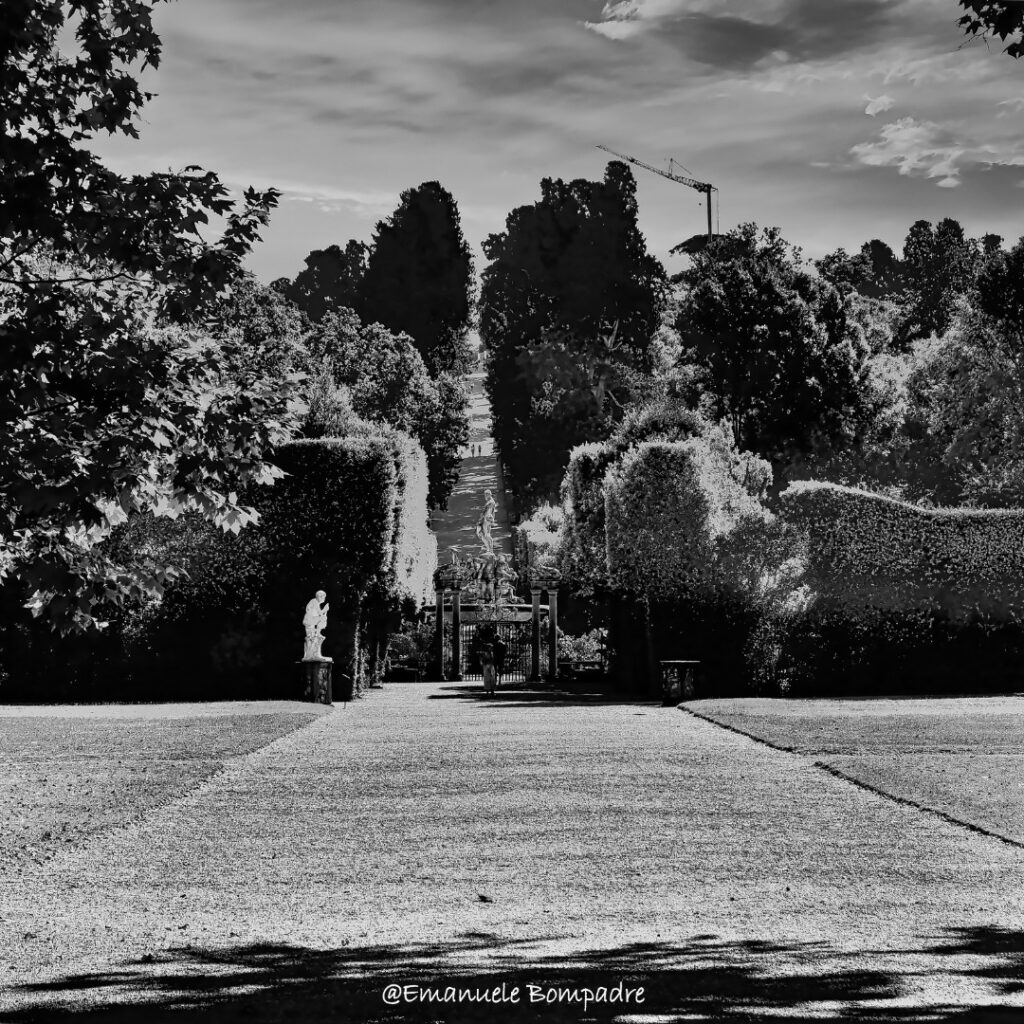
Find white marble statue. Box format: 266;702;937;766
302;590;330;661
475;489;497;554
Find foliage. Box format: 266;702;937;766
0;1;291;632
413;371;471;512
120;430;435;692
559;628;606;664
515;503;564;571
899;218;979;344
750;604;1024;697
816;239;904;302
358;181;474;377
675;223;873;477
284;240;369;323
779;480;1024;616
479;161;666;503
959;0;1024;57
304;309;469;509
603;432;783;603
264;434;435;609
558;442;617;597
207;273;307;377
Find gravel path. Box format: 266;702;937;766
2;684;1024;1020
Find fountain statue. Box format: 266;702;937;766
475;489;496;554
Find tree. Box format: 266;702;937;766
817;240;904;301
479;161;666;502
675;223;872;477
899;218;978;344
0;1;299;631
284;240;369;323
304;310;468;508
959;1;1024;57
208;273;308;377
357;182;474;376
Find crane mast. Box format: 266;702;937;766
596;144;716;242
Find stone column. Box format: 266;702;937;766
547;586;559;683
451;589;463;681
435;588;446;681
530;588;542;682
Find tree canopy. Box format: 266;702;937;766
357;181;475;377
303;310;468;509
479;161;666;502
284;240;369;324
0;1;301;631
959;0;1024;57
676;223;873;478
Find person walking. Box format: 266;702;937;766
480;642;496;696
493;634;508;689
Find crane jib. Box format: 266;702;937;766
596;143;717;241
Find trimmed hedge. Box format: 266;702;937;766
266;432;434;608
780;480;1024;616
112;428;435;697
604;436;776;601
558;442;616;596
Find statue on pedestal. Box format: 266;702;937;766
302;590;332;661
475;489;496;554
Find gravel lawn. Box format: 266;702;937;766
0;702;326;871
1;686;1023;1022
687;696;1024;845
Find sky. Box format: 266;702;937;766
92;0;1024;283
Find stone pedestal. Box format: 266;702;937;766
434;588;446;680
301;659;334;705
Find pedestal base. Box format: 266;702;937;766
300;658;333;705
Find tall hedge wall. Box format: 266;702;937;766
780;481;1024;615
266;432;434;608
112;428;435;697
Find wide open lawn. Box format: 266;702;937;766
687;695;1024;844
0;701;326;871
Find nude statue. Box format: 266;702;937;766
475;489;497;554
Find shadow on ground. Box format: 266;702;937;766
426;683;659;708
5;929;1024;1022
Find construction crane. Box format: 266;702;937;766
596;144;717;243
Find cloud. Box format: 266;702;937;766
850;116;1024;187
584;0;905;68
863;93;894;116
998;97;1024;116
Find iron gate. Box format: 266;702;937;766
441;618;535;683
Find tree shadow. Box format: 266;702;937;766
426;682;658;708
5;929;1024;1022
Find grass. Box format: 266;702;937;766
687;696;1024;844
0;702;325;870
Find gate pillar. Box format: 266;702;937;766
434;587;446;680
547;586;559;683
451;590;463;681
530;588;542;682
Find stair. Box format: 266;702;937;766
429;371;513;561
